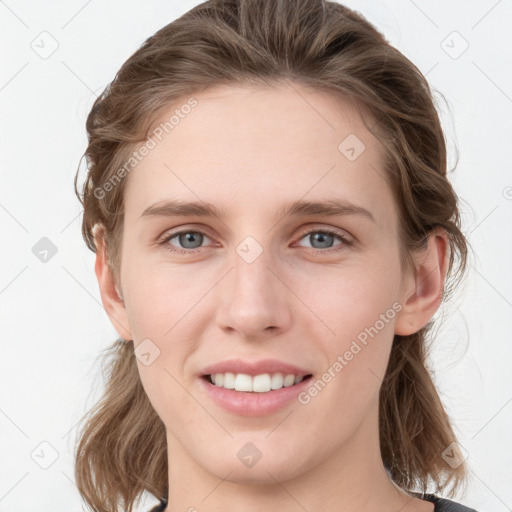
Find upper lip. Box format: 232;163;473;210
200;358;312;377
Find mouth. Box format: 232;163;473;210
202;372;313;393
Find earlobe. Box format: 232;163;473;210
394;228;450;336
94;226;133;341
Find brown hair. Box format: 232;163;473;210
73;1;472;510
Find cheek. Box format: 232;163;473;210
294;259;400;394
295;255;401;336
122;262;209;404
122;256;207;339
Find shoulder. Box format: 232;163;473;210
424;494;479;512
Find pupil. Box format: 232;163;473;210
181;232;202;249
312;232;333;249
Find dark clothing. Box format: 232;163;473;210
147;493;479;511
423;494;478;511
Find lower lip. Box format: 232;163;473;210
198;375;313;417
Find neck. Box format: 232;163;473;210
163;402;423;512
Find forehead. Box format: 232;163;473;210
122;82;395;227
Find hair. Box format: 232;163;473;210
73;1;472;511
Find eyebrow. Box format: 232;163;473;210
140;198;375;223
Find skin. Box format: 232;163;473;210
95;82;449;512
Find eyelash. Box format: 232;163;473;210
158;227;353;255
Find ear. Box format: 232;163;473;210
94;225;133;341
394;227;450;336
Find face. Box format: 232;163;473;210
102;83;420;484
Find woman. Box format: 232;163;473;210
73;1;478;511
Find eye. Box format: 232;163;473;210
159;229;213;255
158;227;353;255
294;228;353;253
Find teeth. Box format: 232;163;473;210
235;373;253;392
210;372;305;392
223;372;235;389
270;373;284;390
252;373;271;392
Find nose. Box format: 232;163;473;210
214;246;292;340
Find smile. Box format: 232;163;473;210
204;372;312;392
199;373;314;416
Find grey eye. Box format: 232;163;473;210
166;231;211;251
297;230;344;250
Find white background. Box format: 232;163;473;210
0;1;511;511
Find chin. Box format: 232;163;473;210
193;434;314;485
205;456;307;485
